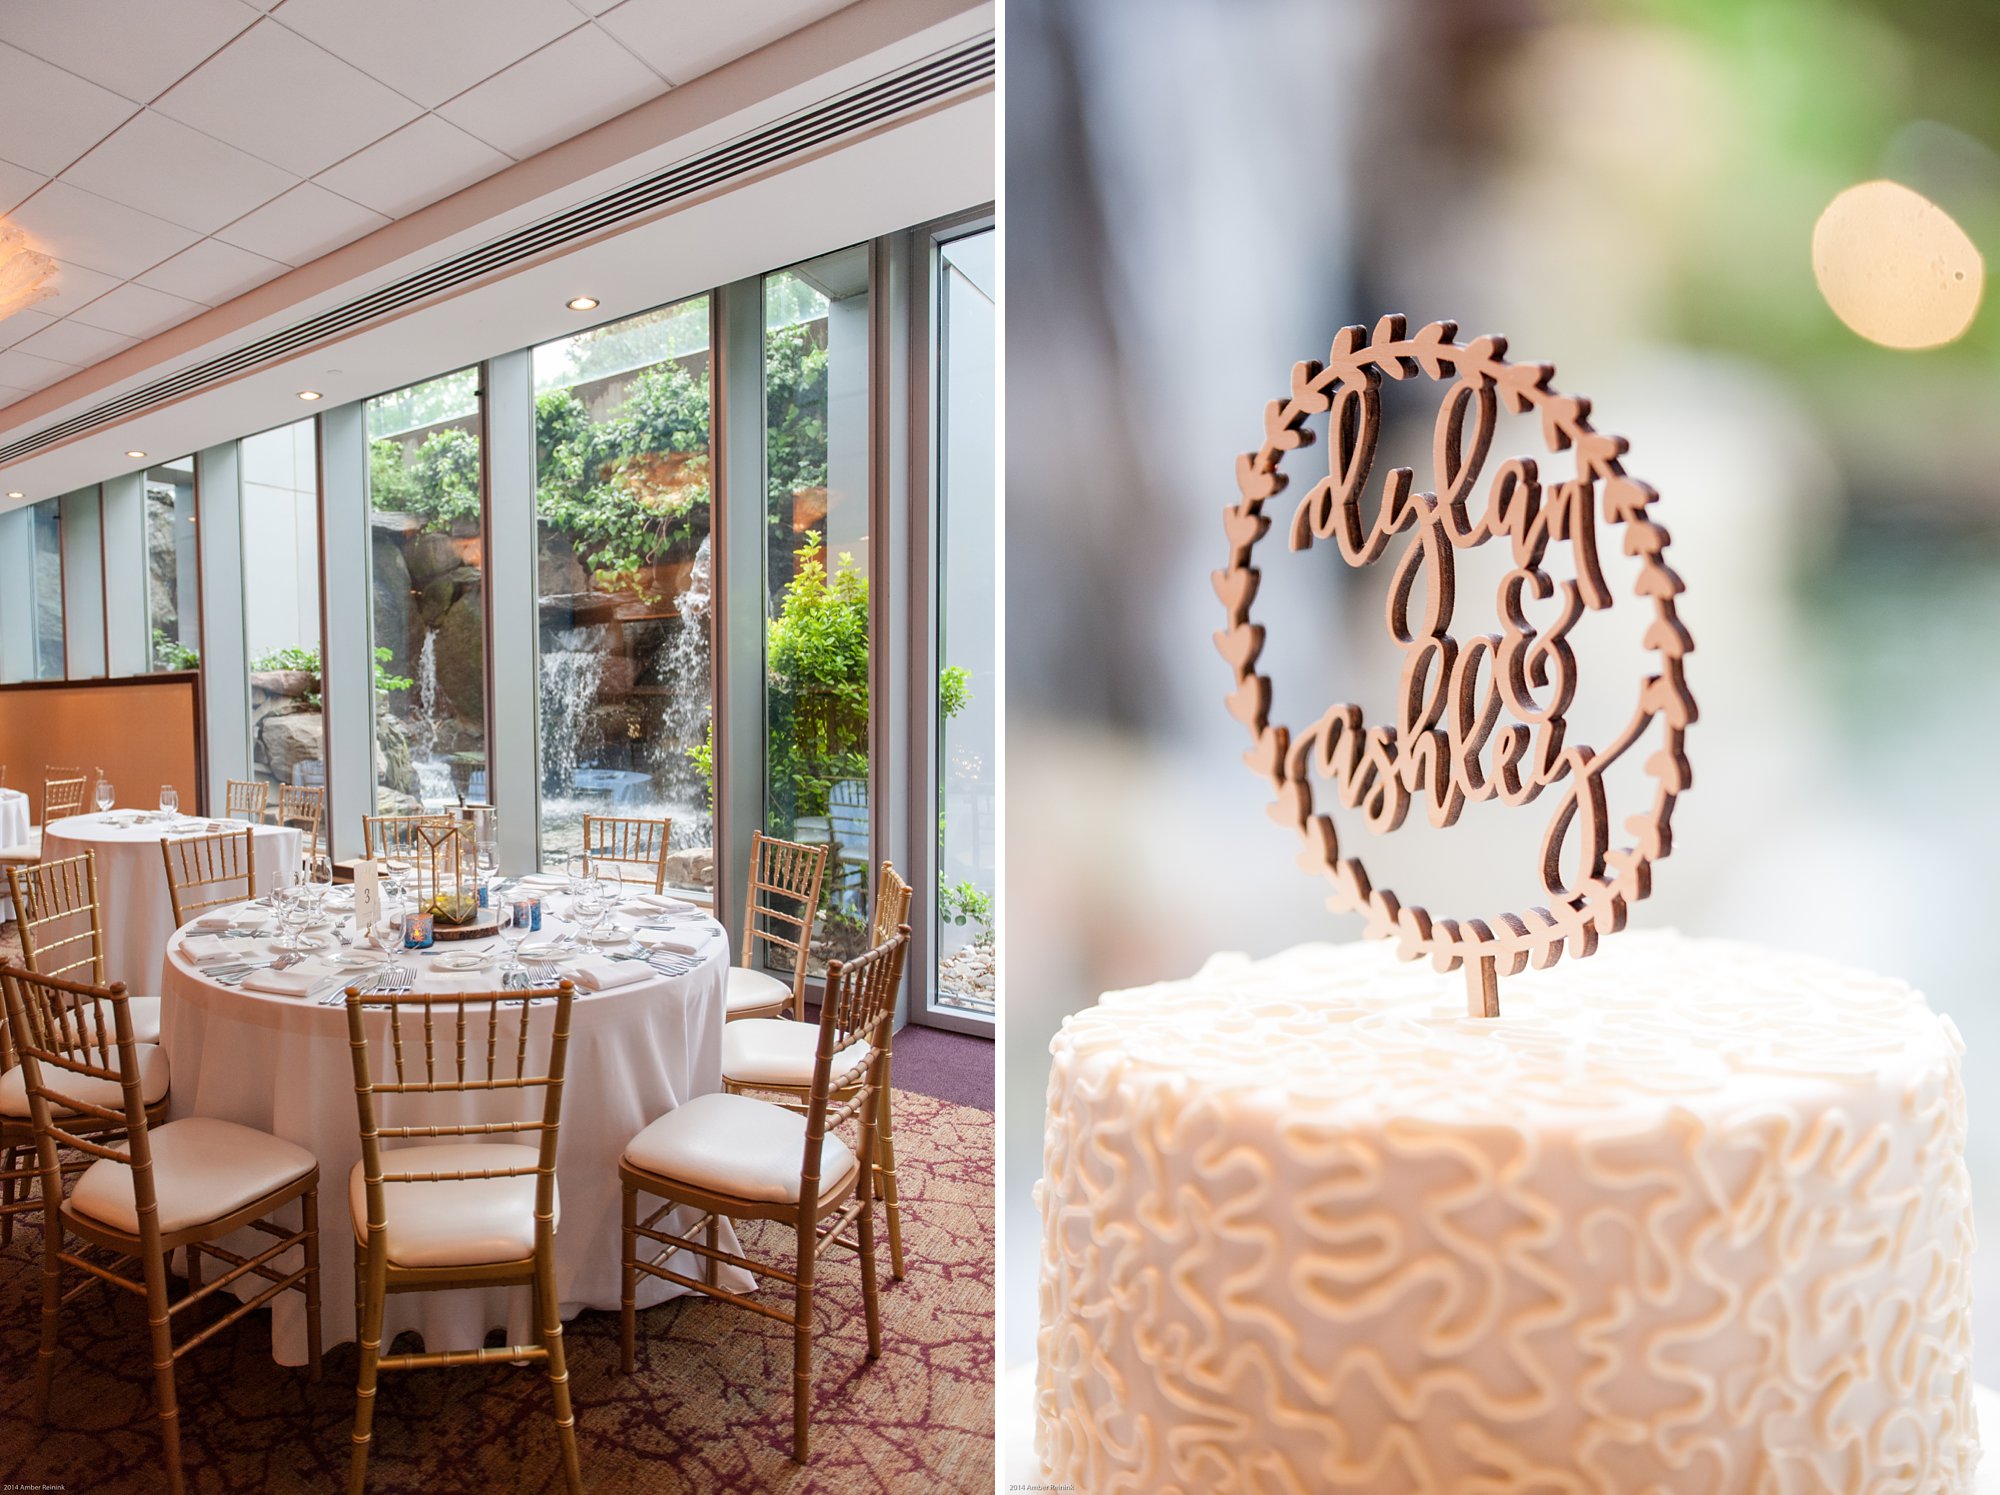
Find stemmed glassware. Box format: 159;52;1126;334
273;885;306;952
94;779;115;814
500;898;535;989
159;785;178;820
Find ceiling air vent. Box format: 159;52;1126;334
0;34;994;467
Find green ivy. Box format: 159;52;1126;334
248;642;413;704
938;876;995;946
151;628;199;671
939;665;971;720
765;535;869;830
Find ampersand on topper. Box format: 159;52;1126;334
1215;315;1697;1016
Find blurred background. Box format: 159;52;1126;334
1003;0;2000;1391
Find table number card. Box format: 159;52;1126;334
354;859;382;935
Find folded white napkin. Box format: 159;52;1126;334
191;912;239;930
242;969;315;998
635;929;702;955
519;872;567;887
182;934;257;964
636;892;695;911
565;956;647;991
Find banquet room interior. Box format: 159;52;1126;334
0;1;996;1490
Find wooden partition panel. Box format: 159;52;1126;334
0;673;203;822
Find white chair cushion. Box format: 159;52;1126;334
69;1116;316;1237
93;996;160;1045
1;1042;170;1118
623;1092;857;1206
721;1019;869;1091
726;966;792;1015
349;1142;554;1269
0;827;41;862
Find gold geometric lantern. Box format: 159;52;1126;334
415;822;479;925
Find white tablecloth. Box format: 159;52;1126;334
159;894;739;1366
0;787;27;920
42;813;299;996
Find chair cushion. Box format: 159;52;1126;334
721;1019;869;1091
85;996;159;1045
349;1142;554;1269
726;965;792;1015
1;1042;170;1119
623;1092;858;1206
0;827;41;863
69;1116;316;1237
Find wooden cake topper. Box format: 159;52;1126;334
1217;315;1696;1017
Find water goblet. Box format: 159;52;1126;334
94;779;115;814
159;785;178;821
501;899;535;988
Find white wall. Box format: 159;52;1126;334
239;420;321;661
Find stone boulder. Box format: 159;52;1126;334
404;529;460;585
665;847;714;890
430;593;485;724
258;712;324;786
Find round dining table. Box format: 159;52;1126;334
158;886;741;1366
42;811;300;995
0;786;28;919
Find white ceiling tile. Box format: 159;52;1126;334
0;383;34;409
0;309;57;351
29;259;123;318
0;42;139;175
313;115;510;219
0;159;48;216
152;19;422;177
566;0;621;14
215;181;389;266
272;0;584;108
0;347;79;391
8;182;200;279
12;318;138;366
66;281;208;340
0;0;262;105
595;0;854;85
61;110;300;235
135;238;287;304
437;25;666;160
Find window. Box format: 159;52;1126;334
144;459;200;672
764;246;873;976
533;296;715;887
933;227;997;1019
365;369;485;811
242;421;323;792
30;498;63;679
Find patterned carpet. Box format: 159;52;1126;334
0;1087;994;1494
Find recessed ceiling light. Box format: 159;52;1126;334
126;450;146;459
5;491;21;499
297;389;322;401
567;296;599;311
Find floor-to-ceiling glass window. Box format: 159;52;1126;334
533;295;714;888
144;458;199;671
30;498;63;679
764;246;873;976
933;226;997;1020
242;420;324;791
364;369;486;811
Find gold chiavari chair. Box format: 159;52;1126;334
278;784;327;871
223;778;270;823
43;772;87;824
620;926;908;1463
162;826;257;928
581;813;671;893
344;981;582;1494
359;813;453;863
1;964;320;1495
9;852;162;1043
721;862;915;1277
726;832;828;1023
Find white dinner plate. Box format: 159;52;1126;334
580;928;631;946
433;952;491;972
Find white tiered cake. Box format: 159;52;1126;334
1036;931;1977;1491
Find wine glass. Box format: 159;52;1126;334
501;899;534;988
94;779;115;814
159;784;178;820
272;884;302;952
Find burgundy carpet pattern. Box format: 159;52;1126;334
0;1088;994;1494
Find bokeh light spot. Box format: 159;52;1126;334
1812;179;1982;349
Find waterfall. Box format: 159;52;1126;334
654;537;712;851
414;629;440;759
539;627;606;793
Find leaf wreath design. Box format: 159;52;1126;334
1215;314;1697;987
